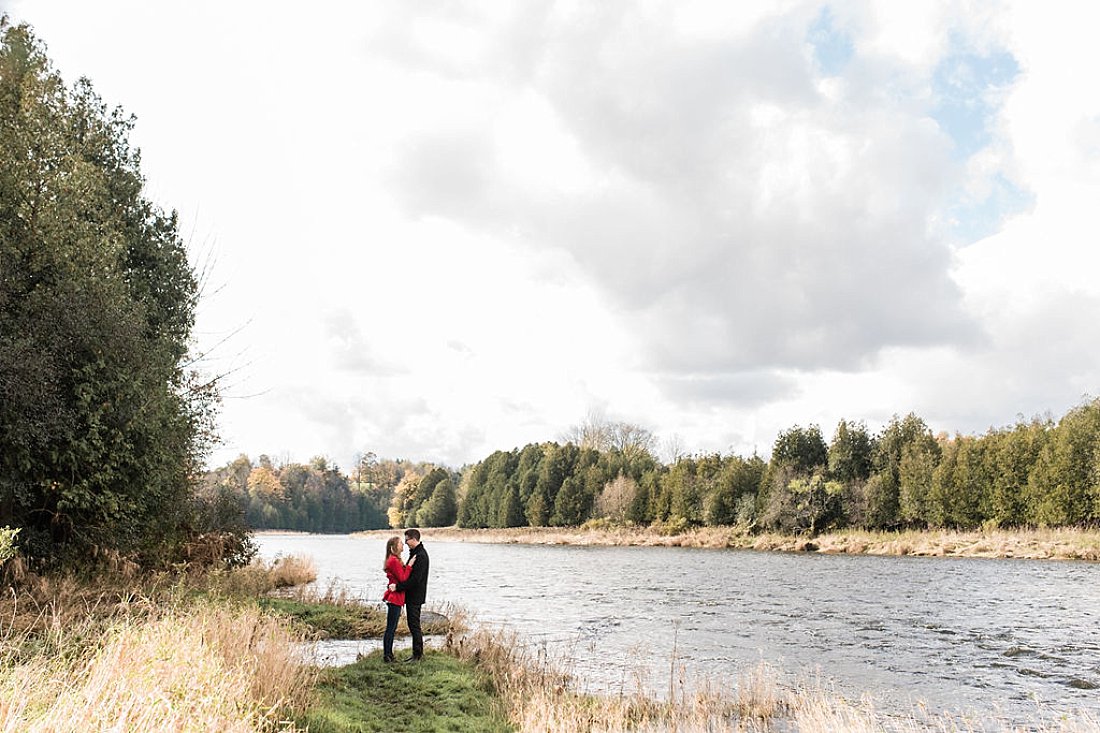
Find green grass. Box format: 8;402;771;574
296;650;515;733
257;596;390;638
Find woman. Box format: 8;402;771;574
382;535;416;663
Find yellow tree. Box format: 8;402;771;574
247;466;283;502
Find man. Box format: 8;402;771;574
390;528;429;662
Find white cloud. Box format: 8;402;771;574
8;0;1097;468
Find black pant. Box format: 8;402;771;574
405;603;423;658
383;602;401;659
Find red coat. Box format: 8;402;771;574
383;555;413;606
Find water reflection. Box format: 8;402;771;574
256;533;1100;721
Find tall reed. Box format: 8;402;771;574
0;602;315;732
447;627;1100;733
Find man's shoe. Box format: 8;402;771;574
383;654;396;663
402;655;422;663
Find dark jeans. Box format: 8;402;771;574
383;602;402;659
406;603;423;658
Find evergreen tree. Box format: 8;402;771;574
418;478;458;527
0;22;222;565
828;420;874;483
1027;399;1100;525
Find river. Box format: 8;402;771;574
255;533;1100;723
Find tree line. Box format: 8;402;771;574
455;401;1100;534
200;453;457;534
210;398;1099;537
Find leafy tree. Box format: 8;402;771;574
772;425;828;474
787;474;844;535
497;483;525;528
550;475;591;526
929;435;989;528
388;473;421;528
898;434;941;526
514;443;544;507
1027;399;1100;525
705;455;765;526
626;470;658;524
248;466;283;502
866;414;934;529
664;457;704;525
418;478;457;527
0;21;222;565
525;490;550;527
529;444;571;525
828;420;874;483
987;418;1050;527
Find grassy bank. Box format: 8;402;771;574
4;554;1099;732
297;651;512;733
259;592;457;639
0;554;472;732
359;525;1100;561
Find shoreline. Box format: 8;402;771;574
351;525;1100;561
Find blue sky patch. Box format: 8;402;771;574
930;37;1025;244
947;173;1034;244
932;41;1020;160
808;6;854;76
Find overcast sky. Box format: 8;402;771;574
6;1;1099;469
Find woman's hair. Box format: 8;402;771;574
384;536;401;570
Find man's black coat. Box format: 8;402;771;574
396;542;429;606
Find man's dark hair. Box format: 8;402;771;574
404;528;421;541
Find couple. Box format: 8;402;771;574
382;528;430;663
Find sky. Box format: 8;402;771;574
5;1;1099;470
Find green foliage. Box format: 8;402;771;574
257;597;409;639
987;418;1049;526
205;454;402;533
550;475;591;526
1027;400;1100;526
447;401;1100;536
898;433;941;527
860;474;894;530
419;478;458;527
0;22;230;567
864;414;935;529
772;425;828;474
928;436;988;528
787;475;844;535
625;470;657;524
828;420;874;483
0;526;19;564
705;455;765;526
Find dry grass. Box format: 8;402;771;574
0;602;315;732
380;526;1100;561
0;554;318;641
444;626;1100;733
0;555;324;732
447;628;794;732
199;554;318;597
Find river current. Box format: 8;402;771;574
255;533;1100;723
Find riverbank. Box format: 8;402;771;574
4;556;1099;731
0;556;468;732
355;525;1100;561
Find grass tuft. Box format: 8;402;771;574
296;650;513;733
